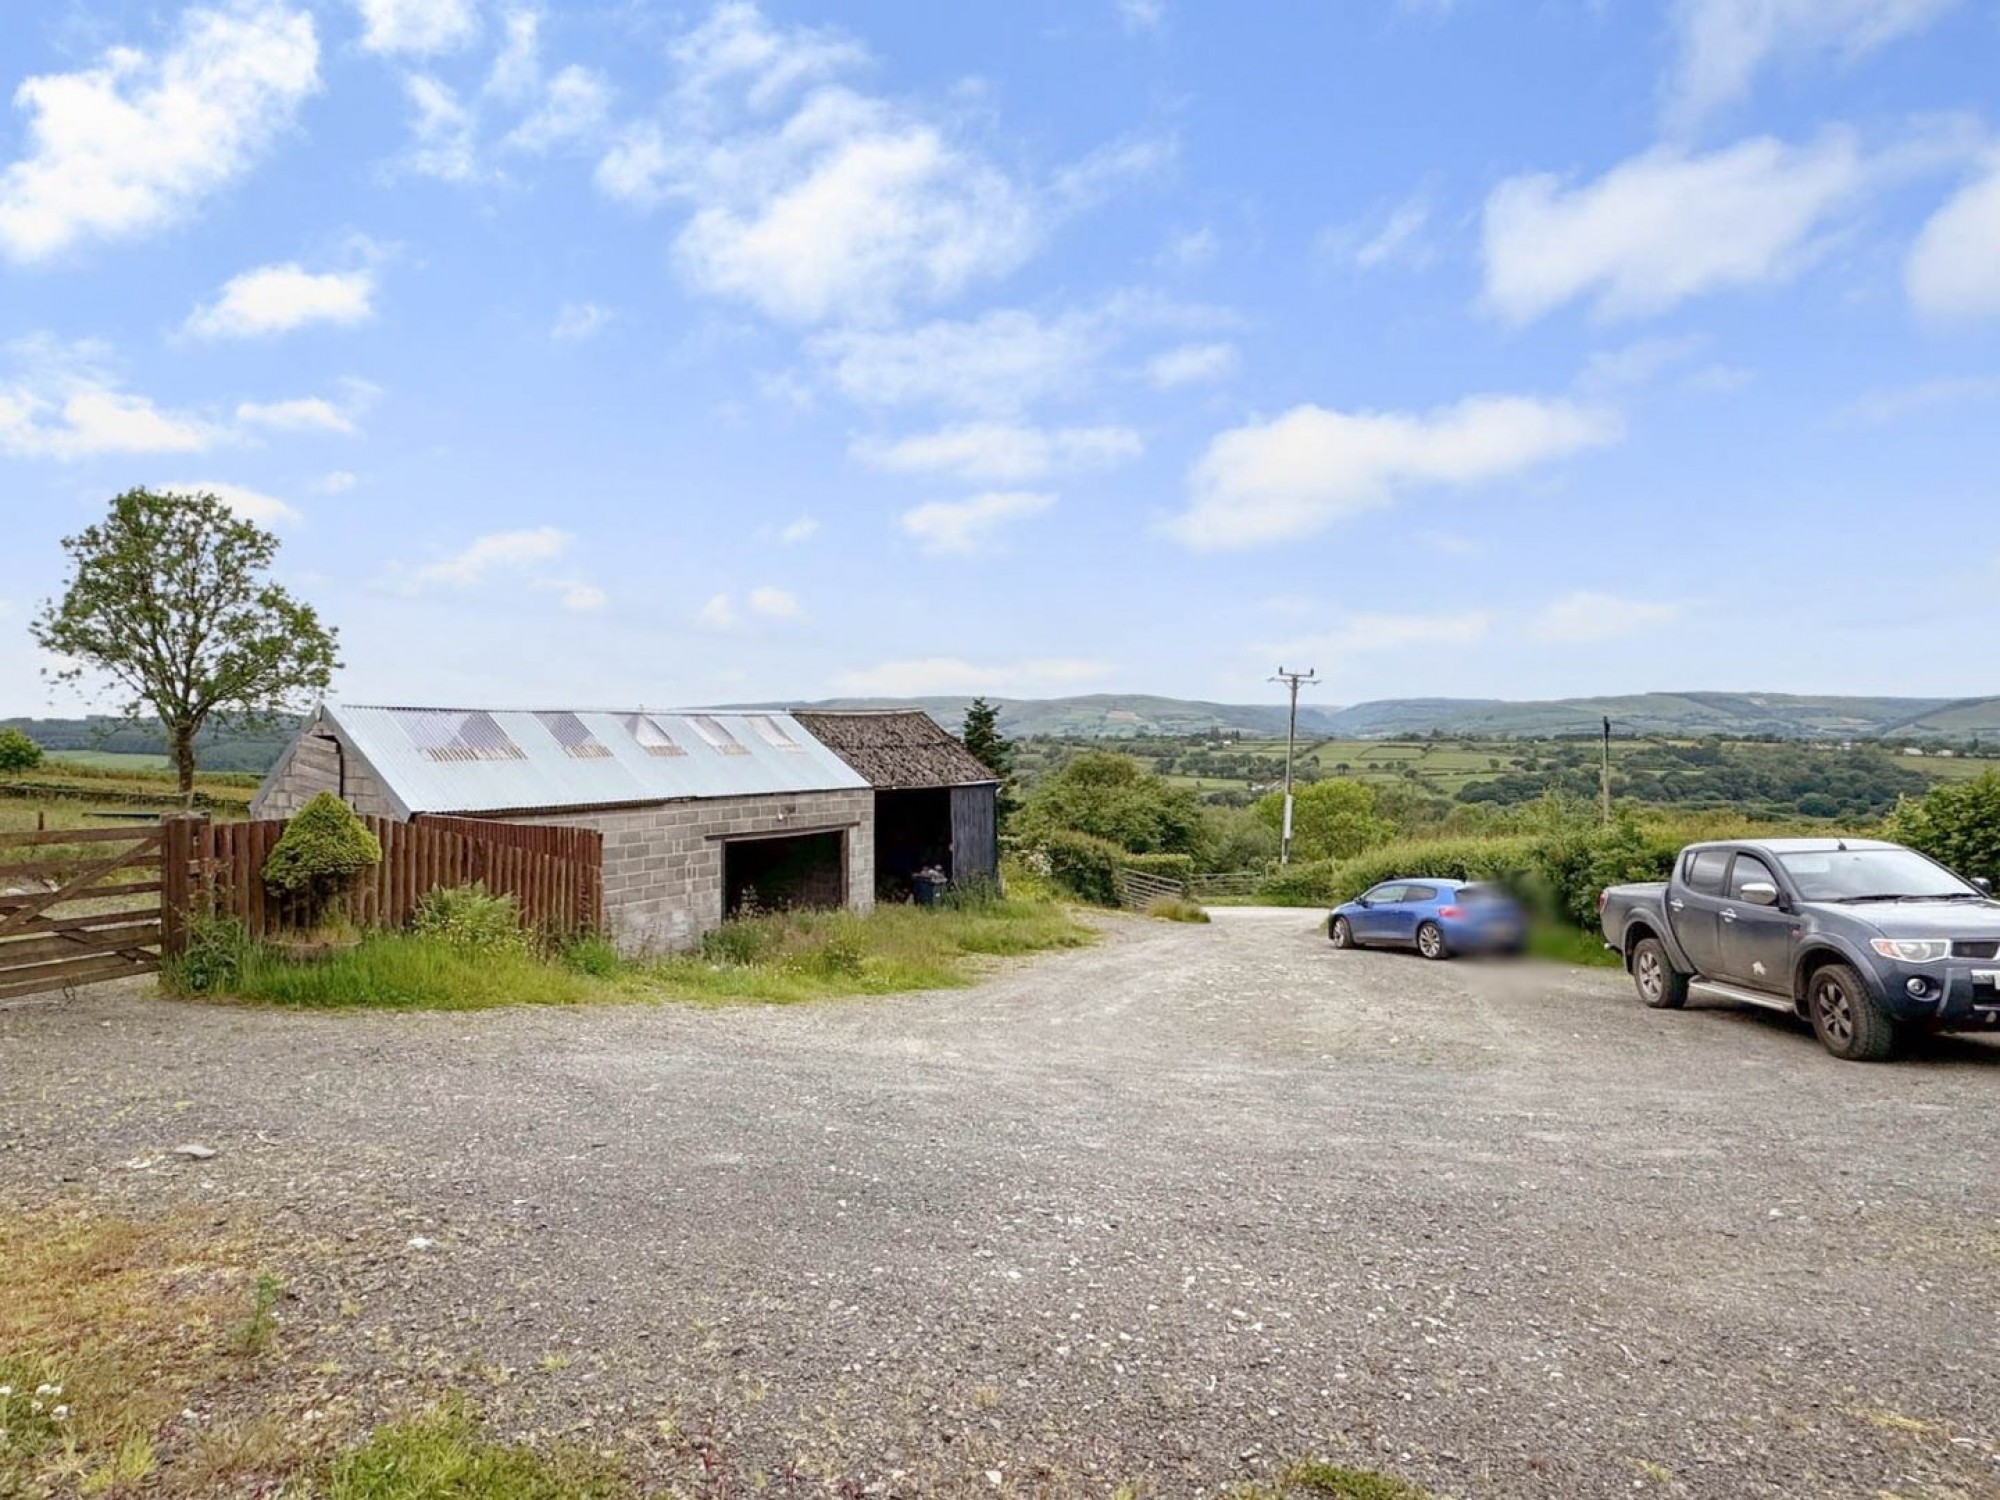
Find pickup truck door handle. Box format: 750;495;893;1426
1721;908;1737;923
1670;899;1685;911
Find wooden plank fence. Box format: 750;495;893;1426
168;813;603;945
0;823;165;1000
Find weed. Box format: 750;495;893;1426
1279;1460;1436;1499
559;935;621;978
229;1272;282;1357
327;1398;626;1500
1143;895;1211;923
161;912;252;996
411;883;528;956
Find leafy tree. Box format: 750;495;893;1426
1884;771;2000;885
1251;778;1391;863
961;696;1019;829
1016;751;1205;855
0;727;43;772
33;489;339;804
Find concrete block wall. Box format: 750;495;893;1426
515;789;874;955
251;723;400;820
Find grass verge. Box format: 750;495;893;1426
1235;1459;1438;1499
170;886;1094;1011
633;892;1095;1005
1144;895;1212;923
327;1398;625;1500
1526;921;1623;968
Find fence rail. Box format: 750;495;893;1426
0;823;164;1000
170;814;603;943
1187;870;1269;900
1112;866;1189;910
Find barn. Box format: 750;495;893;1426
790;710;1000;898
253;704;874;954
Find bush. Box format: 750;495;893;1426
0;728;43;772
411;882;527;954
1032;828;1123;904
1014;751;1204;855
1884;771;2000;886
262;793;381;926
700;920;781;966
1251;779;1392;862
559;935;621;977
162;912;252;996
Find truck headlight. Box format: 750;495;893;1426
1870;938;1950;963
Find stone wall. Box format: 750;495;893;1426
511;789;875;955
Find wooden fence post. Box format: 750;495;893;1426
159;813;206;957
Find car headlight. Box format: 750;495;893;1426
1870;938;1950;963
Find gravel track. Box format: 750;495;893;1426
3;909;1998;1498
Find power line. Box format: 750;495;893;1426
1270;667;1320;867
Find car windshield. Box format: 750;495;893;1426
1777;848;1978;902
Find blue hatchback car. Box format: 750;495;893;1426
1328;878;1523;960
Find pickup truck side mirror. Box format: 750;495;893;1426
1739;881;1781;908
1976;877;1994;895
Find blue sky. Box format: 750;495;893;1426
2;0;1997;716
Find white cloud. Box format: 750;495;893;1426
1481;132;1868;323
1051;130;1178;210
777;516;820;544
1269;610;1496;661
813;309;1099;413
1170;395;1620;550
696;593;739;631
551;301;612;341
856;423;1142;483
1664;0;1958;132
165;480;300;526
1530;592;1681;644
1322;192;1433;272
540;579;606;612
1843;373;2000;424
0;2;320;263
1146;342;1239;390
1157;225;1218;271
1908;154;2000;320
402;74;479;181
235;396;357;434
354;0;479;56
833;656;1111;697
1117;0;1165;31
1577;335;1707;394
748;584;801;619
596;4;1038;324
504;65;611;153
186;263;376;339
316;469;359;492
900;491;1055;555
411;526;572;589
0;343;222;459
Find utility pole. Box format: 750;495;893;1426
1600;715;1613;827
1271;667;1320;866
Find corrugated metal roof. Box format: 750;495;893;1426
325;704;868;815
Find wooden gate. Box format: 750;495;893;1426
0;823;164;1001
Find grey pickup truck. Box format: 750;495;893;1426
1598;837;2000;1060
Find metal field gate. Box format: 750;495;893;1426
0;822;165;1001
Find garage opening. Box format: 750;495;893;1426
873;787;952;900
724;831;846;917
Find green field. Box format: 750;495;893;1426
47;749;174;771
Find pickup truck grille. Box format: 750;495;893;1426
1952;940;2000;960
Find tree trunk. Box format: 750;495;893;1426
171;725;198;808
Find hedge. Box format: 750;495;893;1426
1255;821;1691;928
1034;829;1123;905
1119;851;1197;886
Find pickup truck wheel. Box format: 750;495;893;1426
1416;920;1449;961
1330;916;1354;948
1631;937;1688;1010
1807;963;1898;1061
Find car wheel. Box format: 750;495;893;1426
1416;920;1449;961
1807;962;1898;1061
1631;937;1689;1010
1330;916;1354;949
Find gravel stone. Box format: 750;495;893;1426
3;908;1998;1498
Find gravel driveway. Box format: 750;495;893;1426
4;909;1999;1499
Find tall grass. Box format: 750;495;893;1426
223;935;603;1010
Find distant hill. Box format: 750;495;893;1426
775;692;2000;742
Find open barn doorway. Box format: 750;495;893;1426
724;830;846;917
